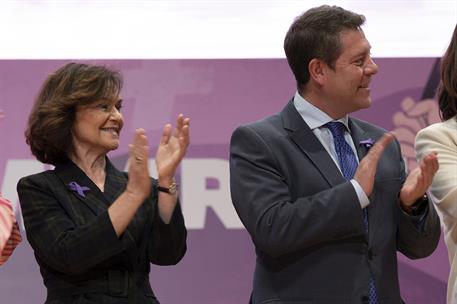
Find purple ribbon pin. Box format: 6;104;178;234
359;138;375;148
67;182;90;197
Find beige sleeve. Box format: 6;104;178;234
415;126;457;217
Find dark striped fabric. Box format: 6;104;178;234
17;158;186;304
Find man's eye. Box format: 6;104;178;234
354;59;364;66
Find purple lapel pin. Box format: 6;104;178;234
359;138;375;149
67;182;90;198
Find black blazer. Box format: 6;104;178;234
229;101;440;304
17;158;186;304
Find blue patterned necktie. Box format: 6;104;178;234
325;121;378;304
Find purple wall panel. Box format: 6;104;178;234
0;59;447;303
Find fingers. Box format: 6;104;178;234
173;114;184;137
127;130;151;201
419;151;439;187
179;122;190;155
160;124;173;145
173;114;189;138
132;128;148;152
129;128;150;165
401;151;438;203
163;114;190;145
180;117;190;143
354;132;395;196
365;132;395;162
133;128;147;146
424;151;439;173
183;117;190;128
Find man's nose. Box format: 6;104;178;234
365;57;378;75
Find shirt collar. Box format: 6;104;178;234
293;91;350;132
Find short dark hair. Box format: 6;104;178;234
438;24;457;121
25;62;123;165
284;5;365;90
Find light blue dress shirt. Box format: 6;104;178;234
293;91;370;209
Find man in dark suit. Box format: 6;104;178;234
230;5;441;304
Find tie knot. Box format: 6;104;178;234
325;121;347;138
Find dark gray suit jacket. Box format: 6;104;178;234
230;101;440;304
17;159;186;304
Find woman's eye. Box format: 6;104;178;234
115;104;123;111
97;104;110;111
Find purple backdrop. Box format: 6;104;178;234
0;59;448;303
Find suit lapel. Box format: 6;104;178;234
281;100;346;187
348;118;379;242
104;160;141;258
282;100;382;242
54;160;109;216
348;119;369;162
103;159;127;204
56;159;141;262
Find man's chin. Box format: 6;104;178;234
359;98;372;109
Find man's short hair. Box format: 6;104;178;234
284;5;365;90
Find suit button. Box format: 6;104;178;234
368;249;373;260
361;295;369;303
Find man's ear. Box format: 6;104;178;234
308;58;326;86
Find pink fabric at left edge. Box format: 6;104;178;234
0;196;21;265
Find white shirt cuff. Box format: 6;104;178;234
350;179;370;209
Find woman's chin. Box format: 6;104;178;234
110;144;119;151
104;142;120;152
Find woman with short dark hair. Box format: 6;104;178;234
17;63;189;304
